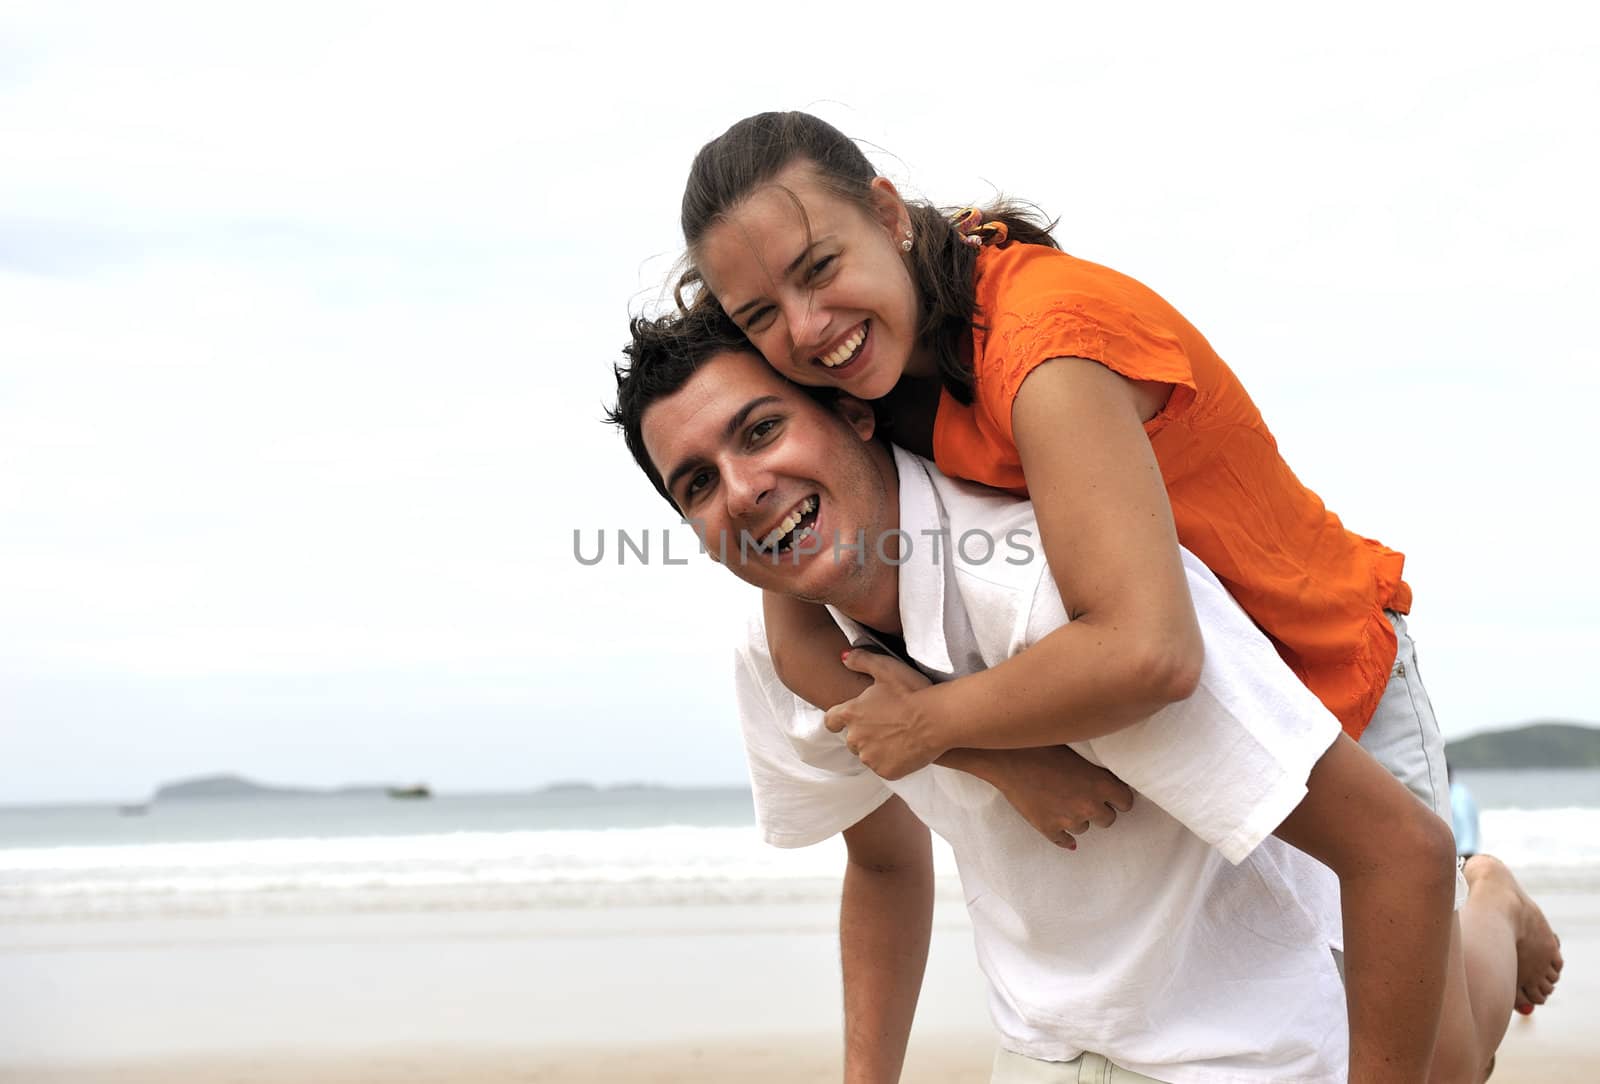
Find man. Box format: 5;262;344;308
608;310;1518;1083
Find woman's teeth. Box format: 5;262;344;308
819;325;866;368
761;496;818;552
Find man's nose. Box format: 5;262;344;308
724;464;772;521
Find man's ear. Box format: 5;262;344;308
868;176;910;238
834;395;877;442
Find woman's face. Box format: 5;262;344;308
694;162;929;401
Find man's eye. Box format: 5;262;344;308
684;470;713;498
749;418;779;443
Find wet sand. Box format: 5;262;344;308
1;889;1593;1082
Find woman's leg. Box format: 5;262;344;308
1361;615;1561;1083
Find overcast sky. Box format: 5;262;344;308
3;2;1597;804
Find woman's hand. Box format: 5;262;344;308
824;648;944;779
826;647;1136;847
964;746;1135;849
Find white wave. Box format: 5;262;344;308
0;826;963;920
1478;808;1600;869
3;811;1593;922
1;826;768;870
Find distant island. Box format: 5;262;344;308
153;774;405;802
142;774;744;804
1445;721;1600;770
130;728;1600;807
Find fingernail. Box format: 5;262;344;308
840;650;851;663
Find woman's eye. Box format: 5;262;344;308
744;306;774;333
805;255;836;283
749;418;779;443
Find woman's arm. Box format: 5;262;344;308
765;590;1134;846
822;357;1204;776
762;590;871;708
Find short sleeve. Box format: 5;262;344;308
970;246;1200;449
1021;549;1339;865
734;619;894;849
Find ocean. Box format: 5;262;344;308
3;770;1597;923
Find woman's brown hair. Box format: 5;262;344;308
678;111;1058;406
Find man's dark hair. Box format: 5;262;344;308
607;303;756;506
608;304;847;508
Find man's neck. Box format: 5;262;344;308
832;444;902;634
838;582;901;637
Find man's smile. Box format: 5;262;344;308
755;494;820;555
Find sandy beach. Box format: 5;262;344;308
2;885;1594;1082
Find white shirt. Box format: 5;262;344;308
733;447;1347;1084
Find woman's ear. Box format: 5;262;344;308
834;395;878;442
868;176;910;238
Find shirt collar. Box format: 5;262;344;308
827;444;956;677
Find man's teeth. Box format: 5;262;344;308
819;325;866;368
761;496;818;551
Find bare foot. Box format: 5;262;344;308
1464;854;1564;1011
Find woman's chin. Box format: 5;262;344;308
846;366;900;401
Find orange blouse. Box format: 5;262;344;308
932;243;1410;738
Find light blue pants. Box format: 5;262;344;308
1361;612;1468;906
1359;612;1450;822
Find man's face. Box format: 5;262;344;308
641;350;895;608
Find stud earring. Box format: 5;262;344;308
900;230;914;253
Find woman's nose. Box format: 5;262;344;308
781;294;830;360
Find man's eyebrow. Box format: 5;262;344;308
662;395;784;497
726;240;827;321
